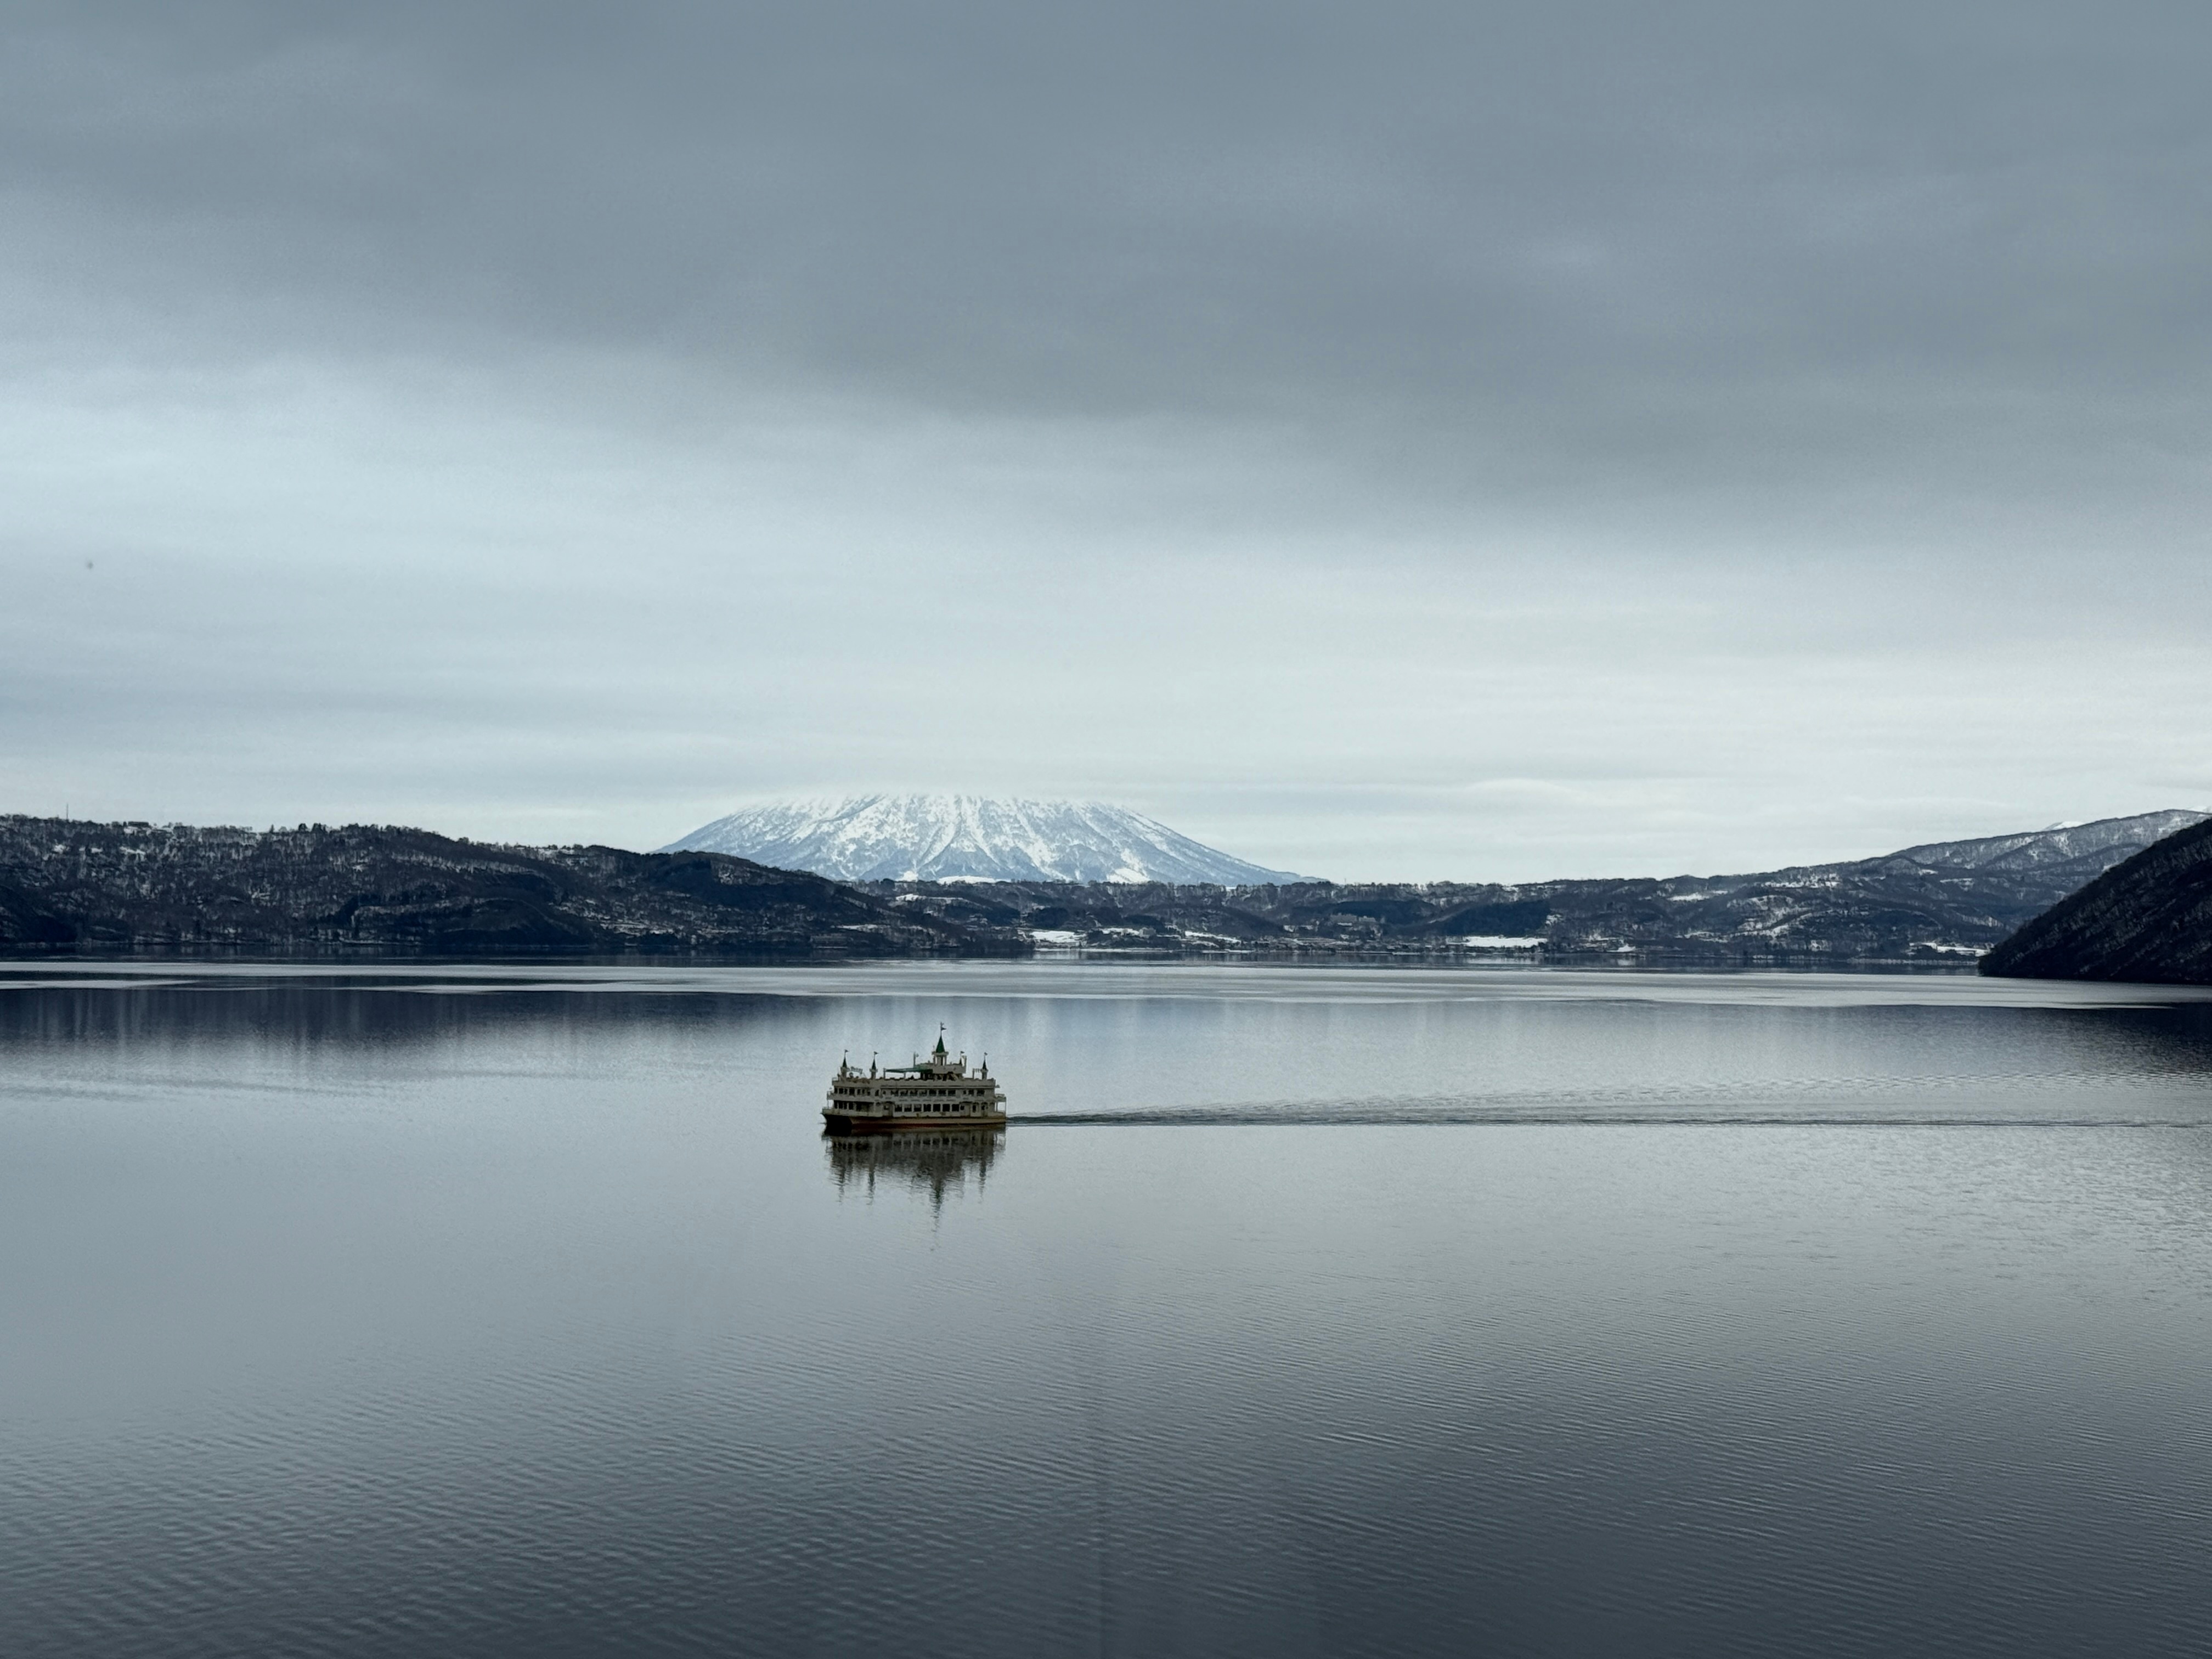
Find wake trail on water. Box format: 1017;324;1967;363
1008;1111;2212;1128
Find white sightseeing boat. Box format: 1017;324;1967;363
823;1028;1007;1132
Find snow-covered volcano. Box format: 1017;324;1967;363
660;796;1307;884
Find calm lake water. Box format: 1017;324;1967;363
5;961;2212;1657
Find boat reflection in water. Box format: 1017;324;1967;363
825;1124;1004;1209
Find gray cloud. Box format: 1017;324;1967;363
3;1;2210;877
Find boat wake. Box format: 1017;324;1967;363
1008;1110;2212;1128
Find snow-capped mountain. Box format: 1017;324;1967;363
660;795;1307;884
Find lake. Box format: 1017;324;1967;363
4;961;2212;1657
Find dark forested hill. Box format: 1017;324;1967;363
0;817;1000;957
1980;817;2212;984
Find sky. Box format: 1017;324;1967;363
5;1;2210;882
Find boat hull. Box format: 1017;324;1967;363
823;1108;1007;1134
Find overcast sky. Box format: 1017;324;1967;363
5;1;2210;881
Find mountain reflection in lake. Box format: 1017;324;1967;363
5;961;2212;1658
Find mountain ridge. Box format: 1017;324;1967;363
872;809;2207;961
0;817;1005;957
5;808;2197;963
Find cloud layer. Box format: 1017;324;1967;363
5;1;2209;878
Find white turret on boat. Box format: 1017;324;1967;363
823;1027;1007;1132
